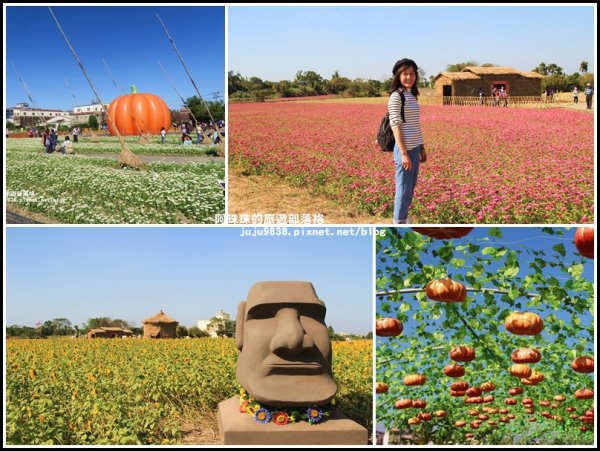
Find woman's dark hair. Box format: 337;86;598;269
389;58;420;98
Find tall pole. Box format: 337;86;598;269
49;7;143;169
156;13;224;155
102;59;149;139
11;61;46;126
157;60;200;126
64;77;80;108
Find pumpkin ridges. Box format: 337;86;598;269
505;312;543;335
108;91;171;136
426;278;467;303
572;356;594;373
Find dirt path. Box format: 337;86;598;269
228;166;387;224
83;153;224;164
180;413;221;445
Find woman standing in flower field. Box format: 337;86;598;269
388;58;427;224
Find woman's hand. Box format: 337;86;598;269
420;147;427;163
402;153;412;171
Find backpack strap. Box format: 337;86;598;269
400;91;406;123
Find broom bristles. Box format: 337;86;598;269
119;144;144;169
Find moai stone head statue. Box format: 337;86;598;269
235;281;337;407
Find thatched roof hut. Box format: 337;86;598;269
87;327;133;338
434;66;543;99
141;310;178;338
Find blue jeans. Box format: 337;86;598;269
393;144;422;223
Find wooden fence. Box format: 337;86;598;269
419;95;577;108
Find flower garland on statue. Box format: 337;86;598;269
239;388;333;426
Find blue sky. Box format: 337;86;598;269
5;227;373;334
5;5;225;111
229;5;596;82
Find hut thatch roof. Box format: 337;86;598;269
142;310;178;324
100;327;133;333
435;71;481;81
520;71;545;79
462;66;521;75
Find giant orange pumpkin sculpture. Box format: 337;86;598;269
574;227;594;259
107;85;171;136
411;227;474;240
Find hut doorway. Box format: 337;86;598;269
442;85;452;105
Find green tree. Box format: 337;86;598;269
87;114;98;130
533;62;548;75
51;318;72;336
176;324;189;337
327;75;351;95
579;61;588;74
207;317;235;337
228;70;246;95
446;60;480;72
188;326;210;338
294;70;325;94
185;97;225;124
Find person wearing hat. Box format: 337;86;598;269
584;83;593;109
387;58;427;224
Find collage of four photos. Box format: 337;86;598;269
4;4;596;447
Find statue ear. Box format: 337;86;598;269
235;301;246;350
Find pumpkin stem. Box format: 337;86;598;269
130;85;138;94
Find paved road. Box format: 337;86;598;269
6;210;42;224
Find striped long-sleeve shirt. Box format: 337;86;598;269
388;90;423;151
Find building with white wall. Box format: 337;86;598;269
197;309;231;337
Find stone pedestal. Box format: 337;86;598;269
217;396;368;445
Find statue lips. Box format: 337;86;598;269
263;356;326;375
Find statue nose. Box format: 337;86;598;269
270;308;315;354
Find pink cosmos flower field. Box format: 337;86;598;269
229;102;593;224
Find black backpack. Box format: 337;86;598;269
377;91;405;151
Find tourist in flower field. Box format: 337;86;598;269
196;123;203;144
573;86;579;104
59;136;74;155
72;126;79;143
584;83;593;109
388;58;427;224
160;126;166;144
499;86;508;107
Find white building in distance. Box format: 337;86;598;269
197;309;231;337
7;102;108;128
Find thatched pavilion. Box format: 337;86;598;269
434;66;543;100
141;310;178;338
87;327;133;338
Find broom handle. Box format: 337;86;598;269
156;13;224;142
102;59;148;137
49;7;126;145
10;60;46;127
157;60;200;126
